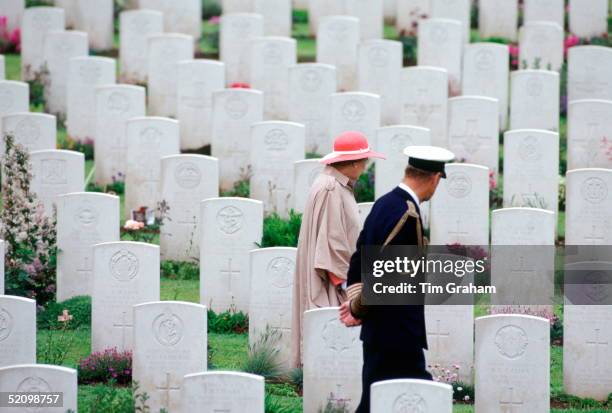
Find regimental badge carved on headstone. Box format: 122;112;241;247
342;100;366;122
152;309;184;347
267;257;294;289
581;177;607;204
110;250;139;282
0;308;13;341
495;325;529;360
392;392;427;413
217;206;244;234
322;317;357;353
446;172;472;199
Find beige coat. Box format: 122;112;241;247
290;165;362;368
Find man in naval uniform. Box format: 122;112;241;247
339;146;455;413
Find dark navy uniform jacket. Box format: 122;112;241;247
347;186;428;351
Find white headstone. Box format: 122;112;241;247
223;0;254;13
94;84;146;185
181;372;265;413
43;30;88;117
1;112;55;155
119;9;164;84
358;40;402;125
357;201;373;228
288;64;337;154
92;242;160;352
0;365;77;412
478;0;518;41
371;379;453;413
395;0;429;36
430;0;470;42
374;125;431;199
565;168;612;245
400;66;448;147
125;117;180;219
0;80;29;133
200;198;263;312
139;0;202;39
220;13;264;85
133;301;207;413
249;247;296;370
21;7;65;81
211;88;264;191
317;16;360;92
430;163;489;245
329;92;381;155
67;56;116;141
303;307;363;413
30;149;85;215
292;159;324;213
475;315;550;413
254;0;291;36
75;0;113;50
177;60;225;150
567;100;612;170
568;46;612;102
564;305;612;400
345;0;384;40
0;55;4;80
503;129;560;216
418;18;463;95
160;155;219;262
519;22;564;72
491;208;556;306
523;0;564;27
0;296;36;367
308;0;344;35
54;0;77;28
510;70;560;131
56;192;120;301
568;0;608;38
249;121;305;216
0;0;24;33
147;33;194;117
462;43;510;129
447;96;499;174
248;37;296;120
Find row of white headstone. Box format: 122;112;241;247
5;292;593;412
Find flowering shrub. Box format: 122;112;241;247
59;136;94;160
0;16;20;53
429;364;474;403
1;135;57;306
488;170;503;208
78;348;132;385
354;163;375;203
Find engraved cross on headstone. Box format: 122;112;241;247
271;312;291;335
585;224;605;244
585;328;609;365
403;88;440;125
499;387;524;413
449;219;468;238
220;258;241;295
574;122;602;166
510;256;536;277
156;372;180;409
113;311;133;351
426;319;450;355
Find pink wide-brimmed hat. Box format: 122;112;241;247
320;131;386;165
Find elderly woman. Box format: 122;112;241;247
290;131;385;368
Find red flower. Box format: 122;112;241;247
230;82;250;89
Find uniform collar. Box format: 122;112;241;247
398;182;420;205
324;165;355;188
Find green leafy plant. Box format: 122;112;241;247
354;163;375;203
58;136;94;160
78;348;132;385
39;309;77;365
38;295;91;330
265;393;295;413
160;260;199;280
260;211;302;248
202;0;222;20
242;327;284;380
208;307;249;334
1;134;57;306
222;166;252;197
83;381;137;413
288;367;303;393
